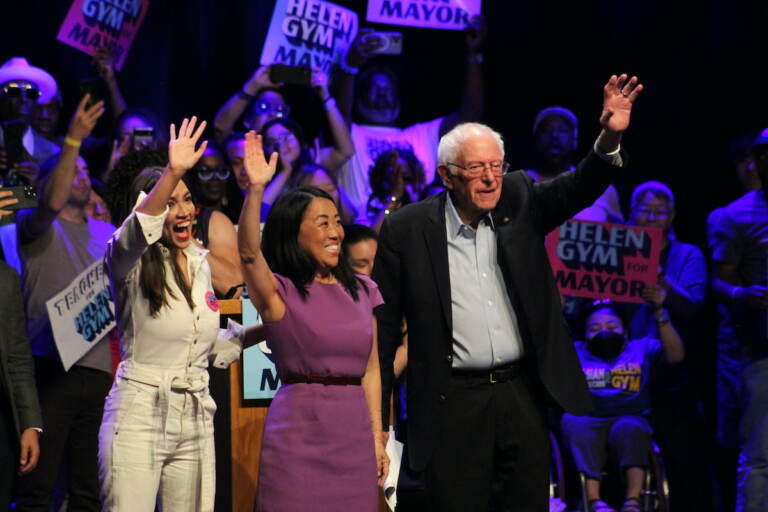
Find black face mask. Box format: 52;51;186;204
586;331;626;360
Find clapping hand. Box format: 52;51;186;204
243;130;278;190
600;74;643;134
168;117;208;176
67;94;105;142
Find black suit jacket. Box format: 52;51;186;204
0;261;42;439
374;150;624;471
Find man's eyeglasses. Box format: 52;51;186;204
196;166;231;181
253;102;289;118
446;161;510;178
1;82;41;101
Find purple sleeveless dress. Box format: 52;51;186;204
256;274;383;511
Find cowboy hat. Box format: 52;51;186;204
0;57;58;104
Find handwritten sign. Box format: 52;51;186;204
45;260;116;370
546;220;663;304
366;0;481;31
260;0;358;74
57;0;150;71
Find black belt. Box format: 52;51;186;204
451;362;522;384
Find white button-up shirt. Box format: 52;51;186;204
104;207;221;379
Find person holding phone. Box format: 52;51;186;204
238;131;388;510
213;65;290;142
0;58;60;188
334;17;486;211
258;69;355;206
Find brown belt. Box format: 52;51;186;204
282;375;362;386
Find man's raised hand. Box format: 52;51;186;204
600;74;643;134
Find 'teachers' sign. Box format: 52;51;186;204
366;0;481;31
260;0;358;74
56;0;150;71
545;220;663;304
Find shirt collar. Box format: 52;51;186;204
445;192;494;238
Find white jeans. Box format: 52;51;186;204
98;375;216;511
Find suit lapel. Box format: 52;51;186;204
423;193;452;334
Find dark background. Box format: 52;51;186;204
2;0;766;249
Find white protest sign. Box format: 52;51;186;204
366;0;481;31
260;0;359;74
45;260;115;371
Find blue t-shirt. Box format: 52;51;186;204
575;337;662;417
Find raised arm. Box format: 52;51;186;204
105;117;207;281
237;131;285;322
534;74;643;233
439;16;486;136
311;69;355;174
642;284;685;363
93;48;127;119
19;95;104;240
213;66;281;143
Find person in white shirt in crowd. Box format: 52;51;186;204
335;17;485;211
99;117;248;511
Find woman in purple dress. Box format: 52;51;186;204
237;131;389;510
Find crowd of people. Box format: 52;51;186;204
0;18;767;512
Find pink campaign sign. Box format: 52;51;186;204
56;0;150;71
545;220;663;304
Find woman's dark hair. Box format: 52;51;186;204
368;148;426;203
127;168;195;317
105;147;168;225
580;300;629;340
262;186;365;300
260;118;312;171
285;162;335;192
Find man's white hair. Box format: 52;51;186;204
437;123;505;175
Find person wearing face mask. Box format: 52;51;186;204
561;302;685;512
708;128;768;512
99;117;247;511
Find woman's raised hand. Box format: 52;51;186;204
168;117;208;175
243;130;278;190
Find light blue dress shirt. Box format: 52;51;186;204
445;194;524;369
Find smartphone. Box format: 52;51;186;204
78;79;102;109
270;64;312;86
368;32;403;55
132;128;154;148
1;184;38;210
2;120;27;165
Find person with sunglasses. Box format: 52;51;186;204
0;58;60;189
213;65;290;143
189;142;242;223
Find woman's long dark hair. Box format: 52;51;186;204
129;168;195;316
368;147;426;204
262;186;365;300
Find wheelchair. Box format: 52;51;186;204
550;432;670;512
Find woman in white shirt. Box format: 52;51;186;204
99;117;243;511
